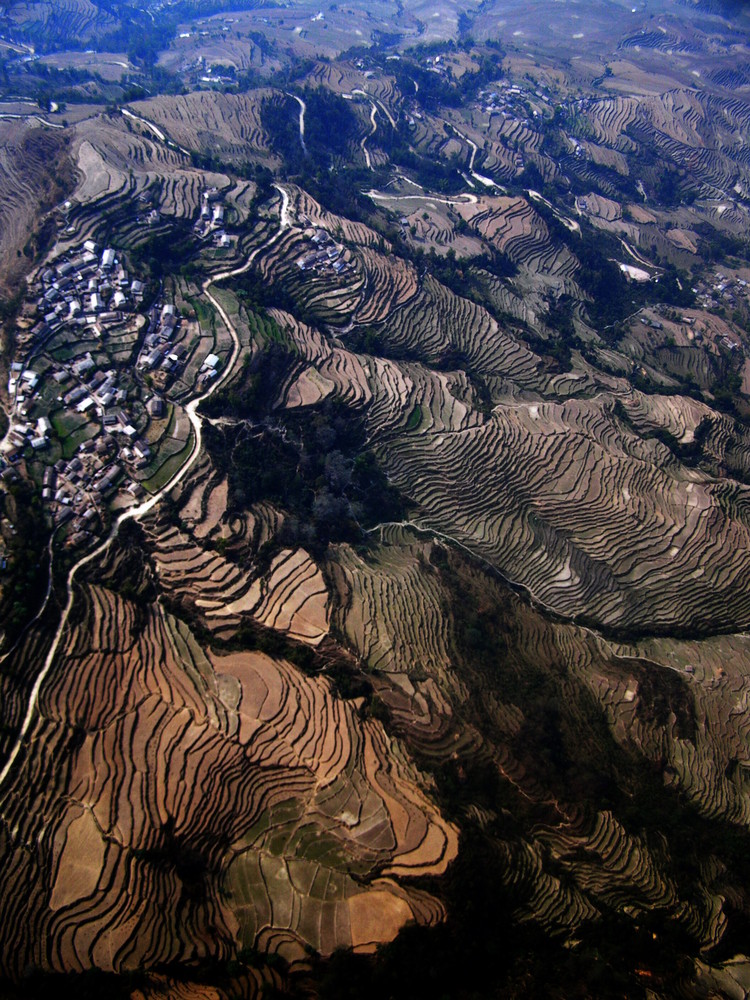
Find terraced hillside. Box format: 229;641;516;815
0;538;456;980
6;1;750;996
200;207;750;635
128;92;280;171
1;0;118;50
0;119;75;295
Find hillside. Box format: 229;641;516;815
3;1;750;998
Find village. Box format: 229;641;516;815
0;187;236;551
296;222;352;276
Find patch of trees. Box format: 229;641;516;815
263;89;360;174
0;479;49;646
260;92;381;219
203;345;406;556
389;132;466;194
573;225;694;333
132;816;213;903
694;223;748;265
711;367;744;419
390;48;503;113
126;222;197;279
407;247;515;305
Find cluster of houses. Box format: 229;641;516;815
137;302;191;391
296;226;351;276
3;349;154;547
0;241;184;547
693;270;750;315
194;187;234;249
40;436;146;548
13;239;145;358
478;80;551;121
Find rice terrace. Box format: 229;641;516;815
3;0;750;997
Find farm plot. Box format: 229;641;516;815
373;273;543;389
306;60;402;121
395;201;487;258
455;195;578;279
0;119;75;294
257;301;750;635
129;91;279;169
159;28;282;77
3;0;118;49
611;629;750;825
373;390;750;634
50;408;97;459
139;413;193;493
103;320;143;367
145;486;330;647
0;573;456;979
580;87;750;204
38;50;137;82
329;534;459;752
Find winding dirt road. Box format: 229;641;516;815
361;102;378;169
287;93;307;154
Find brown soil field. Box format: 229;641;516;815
0;120;75;296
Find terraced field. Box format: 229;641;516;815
0;119;74;293
181;214;738;638
129;92;280;169
0;551;456;978
2;0;117;49
7;2;750;995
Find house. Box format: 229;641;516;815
73;355;95;377
203;353;220;370
101;248;116;269
64;386;87;406
142;350;163;370
97;465;122;493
